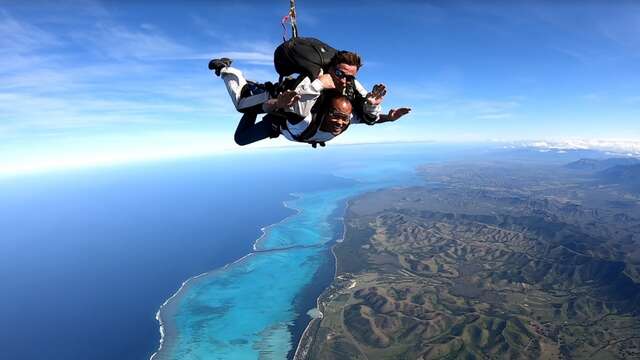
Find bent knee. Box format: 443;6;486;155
234;134;251;146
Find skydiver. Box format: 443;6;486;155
209;51;411;146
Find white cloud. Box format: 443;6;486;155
0;8;249;136
511;139;640;156
74;23;192;60
0;131;237;178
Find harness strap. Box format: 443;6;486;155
267;91;333;148
289;0;298;38
281;16;289;42
281;0;298;41
266;110;327;147
292;95;326;142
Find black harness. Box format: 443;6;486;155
266;91;353;148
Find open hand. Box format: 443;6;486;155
277;90;301;108
366;83;386;105
387;107;411;121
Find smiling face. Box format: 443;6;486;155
330;63;358;93
320;96;353;136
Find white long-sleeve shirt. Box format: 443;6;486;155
280;76;382;142
285;77;381;119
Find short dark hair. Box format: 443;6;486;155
328;51;362;69
330;94;353;112
317;90;352;113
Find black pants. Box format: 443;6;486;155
234;113;279;146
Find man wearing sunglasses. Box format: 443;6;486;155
210;50;411;146
211;51;384;120
233;90;407;147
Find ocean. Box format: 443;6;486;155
150;143;468;359
0;149;350;360
0;143;478;360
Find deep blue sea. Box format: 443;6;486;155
1;144;596;360
0;149;348;360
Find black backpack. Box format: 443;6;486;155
274;37;336;81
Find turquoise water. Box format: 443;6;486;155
152;144;455;360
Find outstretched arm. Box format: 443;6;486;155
353;81;384;123
376;108;411;123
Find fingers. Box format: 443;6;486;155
278;90;294;99
388;107;412;120
277;90;300;108
371;84;387;98
283;91;298;99
285;91;300;101
289;94;301;105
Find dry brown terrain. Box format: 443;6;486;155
297;161;640;360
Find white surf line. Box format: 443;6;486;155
151;172;368;360
253;192;304;251
150;270;209;360
150;192;312;360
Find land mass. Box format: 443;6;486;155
296;159;640;359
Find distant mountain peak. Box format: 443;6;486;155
565;157;640;171
596;163;640;191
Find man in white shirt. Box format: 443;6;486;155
232;88;410;147
210;51;410;147
211;51;381;118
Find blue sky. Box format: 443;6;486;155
1;0;639;175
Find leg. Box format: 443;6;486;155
234;112;279;146
219;67;272;112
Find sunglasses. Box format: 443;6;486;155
328;109;351;121
333;69;356;81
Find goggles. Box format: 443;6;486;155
327;109;351;121
333;69;355;82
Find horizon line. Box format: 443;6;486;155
1;138;639;179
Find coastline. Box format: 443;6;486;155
292;197;354;360
287;197;348;360
150;169;414;360
291;185;423;359
253;193;304;251
149;192;303;360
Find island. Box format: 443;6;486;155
295;159;640;359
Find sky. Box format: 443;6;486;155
1;0;639;175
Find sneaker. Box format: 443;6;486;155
208;58;232;76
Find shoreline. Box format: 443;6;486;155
253;193;304;251
149;192;304;360
149;171;408;360
291;182;424;359
287;196;350;360
292;196;354;360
